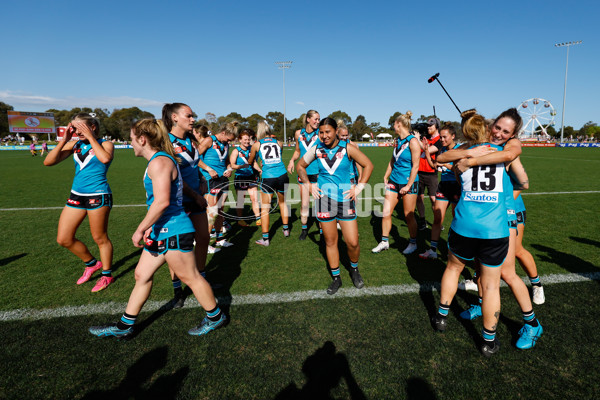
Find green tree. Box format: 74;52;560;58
224;112;245;125
328;110;352;127
352;115;369;140
266;111;284;140
388;112;401;129
579;121;597;137
587;126;600;139
106;107;154;140
545;125;558;138
0;101;14;136
245;113;265;131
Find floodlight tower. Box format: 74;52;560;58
555;41;582;142
275;61;293;144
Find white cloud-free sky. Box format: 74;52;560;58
1;0;598;129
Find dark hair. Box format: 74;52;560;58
193;124;210;138
440;122;456;136
72;113;100;134
161;103;189;132
493;108;523;137
319;117;337;130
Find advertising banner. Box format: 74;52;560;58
8;111;56;134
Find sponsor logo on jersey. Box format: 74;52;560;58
508;209;515;215
463;192;499;203
318;212;330;218
160;228;169;233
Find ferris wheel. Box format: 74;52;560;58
517;98;556;139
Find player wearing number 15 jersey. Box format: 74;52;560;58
247;121;290;246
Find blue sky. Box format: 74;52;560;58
1;0;598;130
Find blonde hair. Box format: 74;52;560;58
394;111;413;131
72;113;100;135
461;109;488;144
219;120;240;139
256;120;272;140
132;118;178;160
304;109;319;125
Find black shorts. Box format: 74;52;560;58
234;175;258;191
385;180;418;195
260;173;289;194
208;176;230;196
418;172;439;196
297;174;318;185
144;232;195;255
66;192;113;210
183;201;206;215
435;181;461;203
315;196;356;222
447;228;509;268
516;210;526;225
198;174;208;196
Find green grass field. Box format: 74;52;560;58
1;147;599;399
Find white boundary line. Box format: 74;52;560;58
1;191;599;212
1;271;598;322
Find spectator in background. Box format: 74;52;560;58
416;118;441;230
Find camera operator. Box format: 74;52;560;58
416;118;441;230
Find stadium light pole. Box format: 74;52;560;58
555;41;582;143
275;61;292;144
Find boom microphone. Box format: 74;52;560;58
426;72;462;115
427;73;440;83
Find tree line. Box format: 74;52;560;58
0;101;596;141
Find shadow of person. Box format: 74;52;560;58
275;341;366;400
82;346;188;400
531;243;600;279
0;253;27;267
113;248;143;279
569;236;600;248
406;377;437;400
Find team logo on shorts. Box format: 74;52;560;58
348;209;355;215
67;199;80;205
89;198;98;205
144;237;154;246
210;187;221;194
318;212;330;218
385;183;395;190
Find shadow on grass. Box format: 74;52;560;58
82;346;188;400
0;253;27;267
569;236;600;248
207;217;255;317
406;377;437;400
531;242;600;281
113;248;143;279
274;341;366;400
